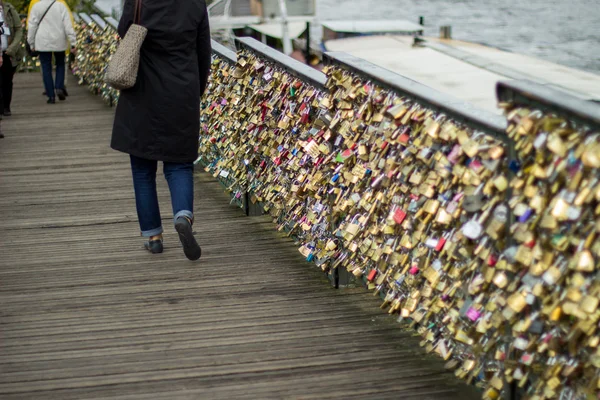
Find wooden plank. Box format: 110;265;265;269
0;74;480;399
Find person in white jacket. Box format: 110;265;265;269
27;0;76;104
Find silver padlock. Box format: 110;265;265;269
461;209;491;240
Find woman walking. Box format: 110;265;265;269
27;0;76;104
0;1;25;117
27;0;74;98
111;0;212;260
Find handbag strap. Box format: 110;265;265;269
38;1;57;27
33;0;56;45
134;0;142;25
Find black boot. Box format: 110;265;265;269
175;217;201;260
47;97;56;104
144;238;164;254
57;89;66;101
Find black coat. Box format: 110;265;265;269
111;0;211;163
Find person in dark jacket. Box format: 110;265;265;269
111;0;212;260
1;1;26;117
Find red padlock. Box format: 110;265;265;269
261;105;268;121
301;109;310;124
435;236;447;252
393;209;407;225
398;132;410;144
367;269;377;282
435;230;455;252
469;159;483;171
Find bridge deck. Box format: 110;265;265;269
0;74;479;400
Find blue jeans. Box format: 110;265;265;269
130;155;194;237
39;51;65;99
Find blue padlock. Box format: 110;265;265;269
509;160;521;173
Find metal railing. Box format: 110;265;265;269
72;13;600;400
212;39;237;64
497;79;600;130
324;52;507;136
236;37;327;88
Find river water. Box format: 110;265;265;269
317;0;600;73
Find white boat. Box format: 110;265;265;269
207;0;423;54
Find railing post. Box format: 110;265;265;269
304;21;311;63
243;191;250;216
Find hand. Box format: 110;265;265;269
70;47;77;55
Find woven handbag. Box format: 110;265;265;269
105;0;147;90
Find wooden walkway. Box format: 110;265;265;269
0;74;480;400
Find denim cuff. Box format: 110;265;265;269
174;210;194;224
141;226;163;238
